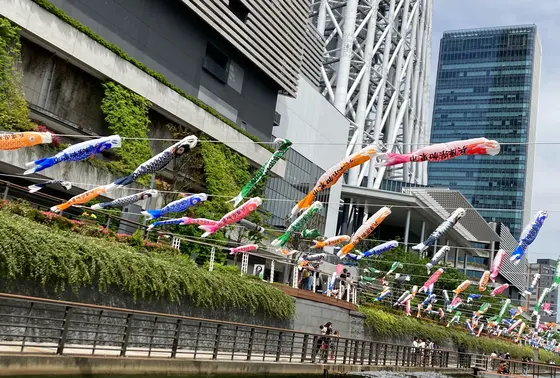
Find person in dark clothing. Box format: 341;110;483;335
458;344;466;368
316;322;333;359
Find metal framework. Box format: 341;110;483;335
310;0;433;187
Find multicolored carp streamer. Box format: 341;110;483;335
271;201;323;248
50;183;116;213
299;253;326;264
419;268;444;293
510;306;524;319
478;271;491;292
490;283;509;297
405;300;411;316
351;240;398;260
393;290;410;307
443;290;450;308
525;273;541;295
383;261;403;281
475;303;490;318
147;216;217;231
417;304;423;318
534;287;551;315
447;312;461;327
25;135;122;175
426;246;449;273
92;189;158;210
489;299;511;327
142;193;207;219
511;211;547;265
312;235;350;249
292;144;377;215
412;208;465;253
200;197;262;238
0;131;52;150
28;179;72;193
114;135;197;187
230;244;258;255
453;280;470;296
375;138;500;167
465;320;475;335
490;249;506;282
375;287;391;302
467;294;481;303
477;324;485;338
302;229;322;239
337;207;391;257
229;138;292;206
280;249;298;256
449;296;463;312
422;294;436;307
516;322;527;342
238;218;265;233
507;319;523;333
366;267;384;277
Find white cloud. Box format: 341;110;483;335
431;0;560;262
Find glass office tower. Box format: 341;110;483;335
429;25;541;238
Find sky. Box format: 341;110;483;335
430;0;560;263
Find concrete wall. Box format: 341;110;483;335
273;77;351;238
1;0;285;176
294;297;365;340
21;40;105;135
46;0;278;142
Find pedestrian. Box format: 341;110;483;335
490;351;498;370
412;337;420;366
521;356;528;376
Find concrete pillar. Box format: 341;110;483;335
420;221;426;242
269;260;275;283
404;209;411;251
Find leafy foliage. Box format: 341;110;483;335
0;205;294;319
30;0;273;151
100;82;152;180
0;17;34;131
154;128;267;264
361;307;533;358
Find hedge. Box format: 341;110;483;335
0;204;294;320
361;307;534;359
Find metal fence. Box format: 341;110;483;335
0;292;557;377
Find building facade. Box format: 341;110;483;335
309;0;433;188
429;25;541;238
527;259;558;323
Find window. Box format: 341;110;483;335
273;112;281;127
203;43;229;83
228;0;249;22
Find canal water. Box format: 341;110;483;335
6;374;472;378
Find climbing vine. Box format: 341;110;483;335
100;81;152;178
157;126;268;264
0;18;34;131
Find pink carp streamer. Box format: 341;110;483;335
230;244;259;255
490;249;506;282
419;268;444;293
199;197;262;238
376;138;500;167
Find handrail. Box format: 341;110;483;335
0;292;477;369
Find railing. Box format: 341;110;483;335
0;293;462;368
0;293;559;377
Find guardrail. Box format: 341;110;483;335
0;293;458;367
0;292;558;378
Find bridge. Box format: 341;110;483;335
0;293;556;377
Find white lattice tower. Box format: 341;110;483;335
208;247;215;271
292;266;299;289
241;253;249;275
171;237;181;250
310;0;432;187
269;260;275;283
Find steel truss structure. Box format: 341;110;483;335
310;0;433;187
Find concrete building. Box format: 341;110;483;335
0;0;334;217
429;25;542;238
309;0;434;187
527;259;558;323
